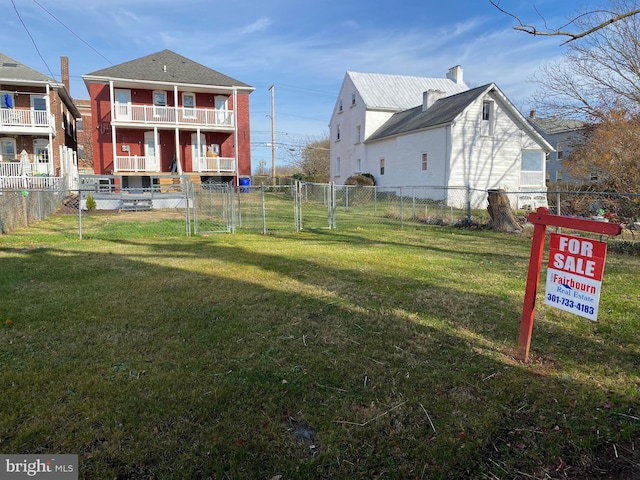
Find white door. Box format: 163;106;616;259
115;89;131;121
215;95;227;125
191;133;206;172
144;131;157;171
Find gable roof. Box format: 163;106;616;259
347;71;468;111
367;83;553;152
527;116;586;135
84;49;253;90
0;52;56;84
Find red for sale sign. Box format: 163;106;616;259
544;233;608;321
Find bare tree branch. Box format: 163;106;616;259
489;0;640;43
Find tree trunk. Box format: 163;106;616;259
487;189;522;232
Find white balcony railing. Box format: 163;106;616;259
114;156;160;173
193;156;235;173
0;108;52;129
114;103;234;128
0;161;54;177
520;170;545;187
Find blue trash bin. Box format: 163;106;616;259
239;177;251;193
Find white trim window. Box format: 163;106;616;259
336;125;341;142
356;158;361;173
182;92;196;117
34;139;49;164
421;152;428;172
153;90;167;116
0;137;17;161
338;99;343;113
481;100;494;136
380;158;385;175
351;92;356;106
355;125;361;144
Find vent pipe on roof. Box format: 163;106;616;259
163;65;167;72
446;65;463;85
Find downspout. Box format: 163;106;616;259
110;81;117;173
233;88;238;185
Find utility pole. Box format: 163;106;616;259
269;84;276;185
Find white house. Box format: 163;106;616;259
329;67;553;209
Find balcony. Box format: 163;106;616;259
193;156;235;173
113;103;234;129
0;160;54;177
0;108;54;134
113;155;236;174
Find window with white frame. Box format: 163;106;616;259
153;91;167;116
421;152;428;171
355;125;361;144
351;92;356;106
336;125;340;141
338;99;343;113
34;139;49;164
182;92;196;117
556;142;564;160
0;137;16;161
481;100;494;136
380;158;385;175
356;158;361;173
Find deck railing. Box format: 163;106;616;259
114;103;234;128
0;108;52;128
114;156;160;173
193;156;235;173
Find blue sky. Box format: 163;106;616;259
2;0;582;169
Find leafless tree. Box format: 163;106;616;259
489;0;640;44
290;137;330;183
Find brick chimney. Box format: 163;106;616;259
423;90;446;111
529;110;536;118
60;56;70;91
446;65;463;85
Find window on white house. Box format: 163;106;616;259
556;142;564;160
338;100;343;113
336;125;340;141
351;92;356;106
380;158;385;175
356;158;361;173
421;152;428;171
481;100;494;136
355;125;361;143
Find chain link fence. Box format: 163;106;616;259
1;178;639;243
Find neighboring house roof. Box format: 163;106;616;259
366;83;553;152
527;116;586;135
0;52;80;118
0;52;55;84
84;49;254;91
347;71;468;111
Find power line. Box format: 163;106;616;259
11;0;57;82
32;0;113;65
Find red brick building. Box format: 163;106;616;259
82;50;253;189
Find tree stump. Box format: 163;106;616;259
487;189;522;232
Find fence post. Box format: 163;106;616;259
78;188;83;240
466;186;472;223
261;184;267;235
331;182;336;229
399;187;404;229
555;187;561;234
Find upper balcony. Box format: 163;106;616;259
0;108;55;135
113;103;234;130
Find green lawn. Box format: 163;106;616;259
0;217;638;479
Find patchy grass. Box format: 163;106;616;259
0;220;638;479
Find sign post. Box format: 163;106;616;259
518;208;622;362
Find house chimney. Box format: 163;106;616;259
529;110;536;118
60;56;70;91
423;89;446;111
446;65;463;85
